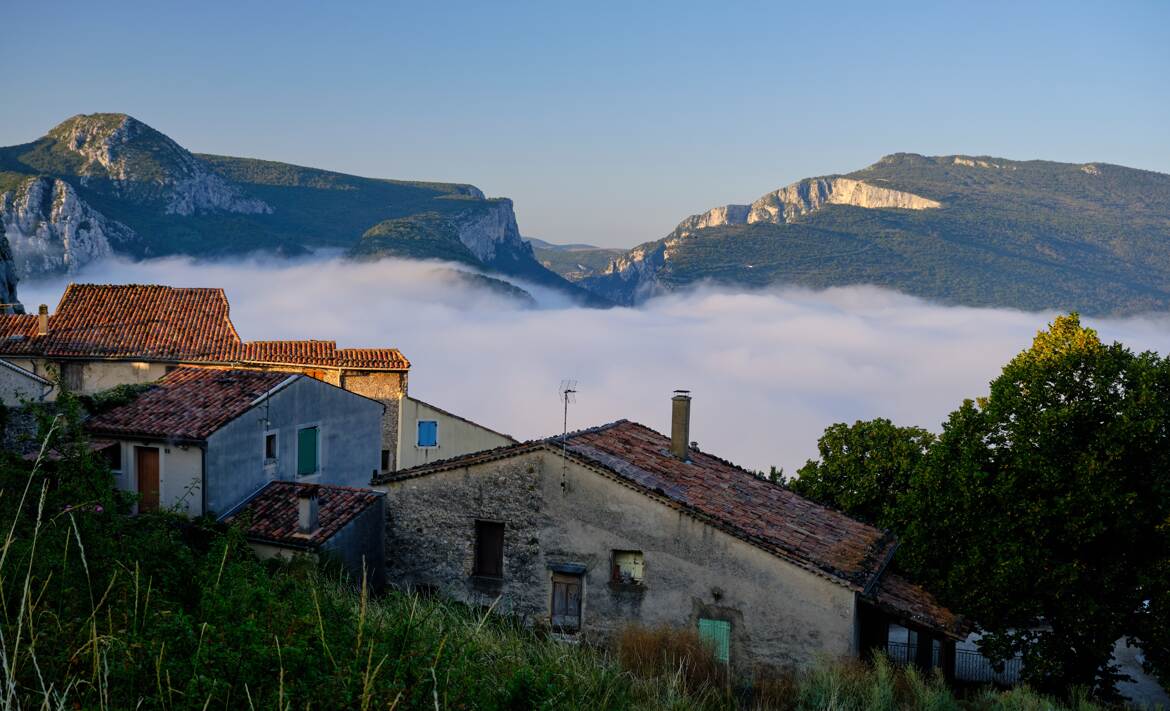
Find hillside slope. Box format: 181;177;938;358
0;114;598;303
572;154;1170;315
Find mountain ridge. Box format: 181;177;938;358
0;113;599;305
568;153;1170;314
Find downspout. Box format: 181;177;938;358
200;443;208;517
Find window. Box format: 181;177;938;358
698;618;731;665
296;426;319;476
473;520;504;577
551;573;583;631
265;433;278;460
611;550;644;585
101;443;122;473
417;420;438;448
381;449;391;471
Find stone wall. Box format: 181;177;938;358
378;449;858;673
341;371;406;472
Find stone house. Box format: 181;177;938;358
85;368;383;518
373;393;963;675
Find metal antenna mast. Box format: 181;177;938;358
559;380;577;492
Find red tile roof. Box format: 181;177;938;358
870;572;966;639
376;419;963;637
0;284;409;370
85;368;292;441
226;481;383;548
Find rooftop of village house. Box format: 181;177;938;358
374;418;964;638
224;481;383;549
0;283;409;370
85;367;296;441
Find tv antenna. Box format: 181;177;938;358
559;379;577;493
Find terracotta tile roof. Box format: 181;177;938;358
85;368;293;441
562;421;897;590
867;572;966;639
374;419;961;636
226;481;383;548
0;284;409;370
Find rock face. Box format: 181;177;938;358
0;234;19;311
584;175;942;302
452;199;527;263
673;177;940;238
48;114;271;215
0;177;134;278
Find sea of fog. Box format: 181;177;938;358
18;254;1170;474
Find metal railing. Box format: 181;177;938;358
886;641;1022;685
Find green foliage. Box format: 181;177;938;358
898;314;1170;697
349;212;482;266
790;419;934;529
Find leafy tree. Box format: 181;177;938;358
899;314;1170;697
790;418;934;529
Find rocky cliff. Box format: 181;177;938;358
0;176;134;278
43;114;272;215
0;234;19;311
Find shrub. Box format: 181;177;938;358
617;624;728;697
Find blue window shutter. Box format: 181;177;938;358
417;420;438;447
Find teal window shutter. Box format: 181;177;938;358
698;618;731;665
417;420;438;447
297;427;318;475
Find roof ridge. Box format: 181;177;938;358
545;419;628;443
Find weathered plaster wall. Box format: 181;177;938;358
74;361;169;393
378;450;857;672
206;376;382;516
396;396;515;471
107;440;204;516
0;361;50;405
341;371;406;472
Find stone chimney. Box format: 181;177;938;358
297;486;319;534
37;304;48;336
671;390;691;461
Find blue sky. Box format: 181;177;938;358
2;0;1167;247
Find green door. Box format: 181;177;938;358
698;618;731;665
297;427;318;475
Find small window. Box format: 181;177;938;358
265;433;278;460
551;573;583;631
297;426;319;476
381;449;391;471
417;420;438;448
101;443;122;473
698;618;731;665
473;520;504;578
611;550;644;585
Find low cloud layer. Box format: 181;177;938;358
18;255;1170;474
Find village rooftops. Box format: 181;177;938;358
0;284;409;370
85;368;295;442
375;419;964;638
224;481;384;550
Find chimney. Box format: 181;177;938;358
37;304;48;336
297;486;319;534
671;390;691;461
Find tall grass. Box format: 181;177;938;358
0;419;1121;710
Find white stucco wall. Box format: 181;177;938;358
108;440;204;516
395;396;515;470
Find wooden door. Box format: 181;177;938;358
551;573;582;631
136;447;160;512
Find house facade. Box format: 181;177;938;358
373;394;962;675
395;396;517;470
0;285;410;469
0;358;52;406
86;368;383;517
